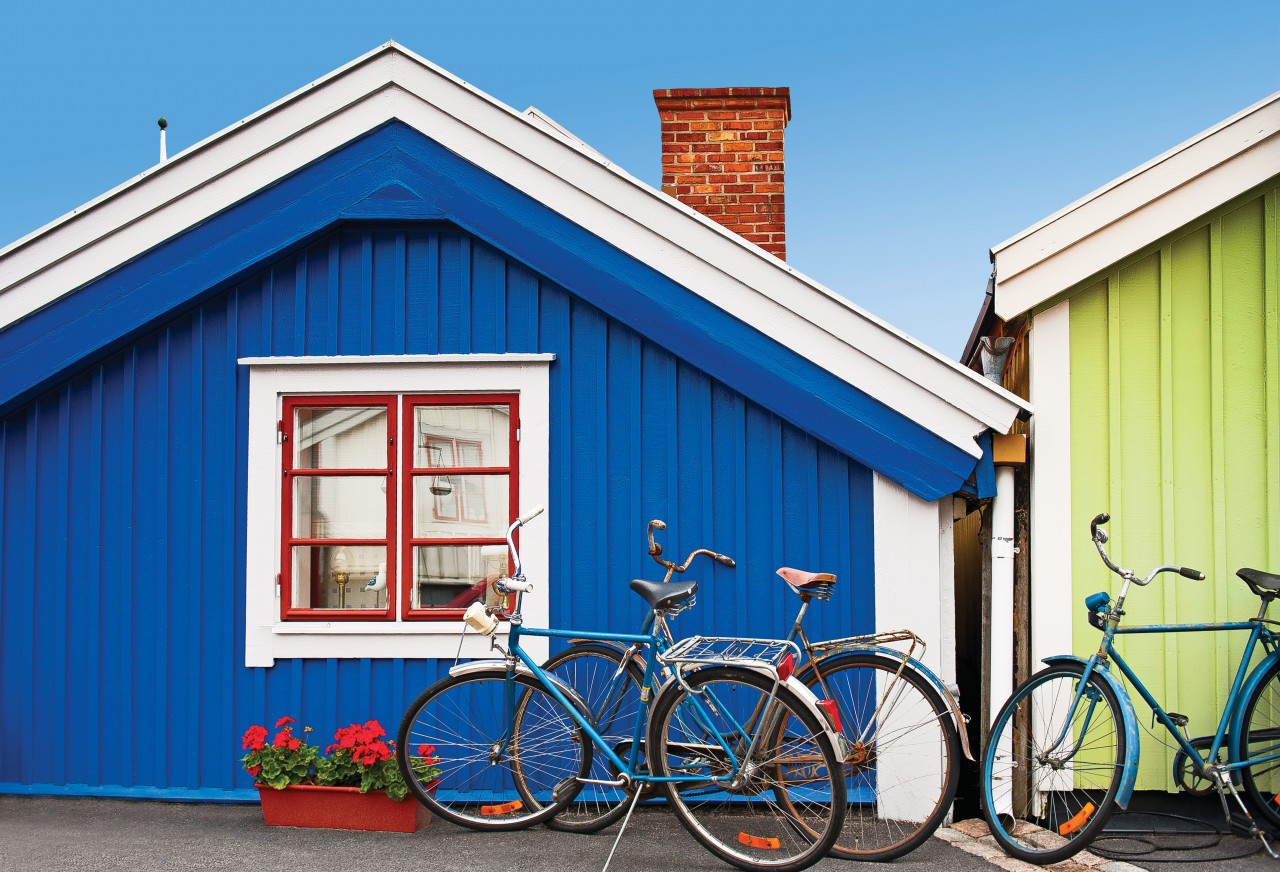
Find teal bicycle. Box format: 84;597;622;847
395;507;847;872
981;511;1280;864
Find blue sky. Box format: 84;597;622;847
1;1;1275;357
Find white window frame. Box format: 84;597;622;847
241;354;553;667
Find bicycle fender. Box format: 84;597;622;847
447;660;589;714
808;647;975;762
1227;649;1280;767
1042;655;1140;810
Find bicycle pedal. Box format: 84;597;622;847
1229;813;1254;838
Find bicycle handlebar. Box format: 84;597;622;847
646;519;736;583
1090;511;1204;586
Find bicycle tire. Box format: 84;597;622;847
980;663;1125;865
396;670;591;831
795;652;960;861
647;665;846;872
1237;657;1280;827
537;642;647;833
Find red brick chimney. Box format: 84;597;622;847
654;87;791;260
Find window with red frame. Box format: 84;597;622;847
279;394;517;622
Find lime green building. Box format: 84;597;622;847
971;89;1280;790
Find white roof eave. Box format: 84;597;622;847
0;42;1028;458
992;88;1280;319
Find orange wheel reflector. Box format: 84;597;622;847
738;832;781;850
1057;802;1096;836
1274;793;1280;807
480;800;524;816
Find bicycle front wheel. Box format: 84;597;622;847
397;670;591;831
539;643;646;833
799;652;959;861
1237;657;1280;827
647;665;846;872
981;663;1125;865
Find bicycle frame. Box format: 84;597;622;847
500;622;750;786
1071;615;1280;789
467;512;807;794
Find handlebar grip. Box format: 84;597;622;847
518;505;545;525
1090;512;1110;534
500;579;535;593
649;519;667;531
1180;567;1205;581
715;553;736;568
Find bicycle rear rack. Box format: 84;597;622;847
659;635;801;673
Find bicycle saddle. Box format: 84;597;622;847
629;578;697;610
1239;568;1280;599
777;567;836;601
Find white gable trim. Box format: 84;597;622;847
993;89;1280;319
0;43;1026;458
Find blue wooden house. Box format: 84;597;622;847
0;44;1026;800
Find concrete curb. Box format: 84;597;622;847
939;819;1146;872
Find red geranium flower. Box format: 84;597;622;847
241;725;268;751
274;716;296;729
247;765;262;777
417;744;436;757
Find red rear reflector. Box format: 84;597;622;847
777;653;795;682
738;832;781;850
1058;802;1095;836
818;698;843;733
480;800;524;816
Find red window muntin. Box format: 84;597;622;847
401;393;519;621
280;396;397;621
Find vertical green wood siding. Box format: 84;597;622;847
1068;180;1280;790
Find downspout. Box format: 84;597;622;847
979;333;1019;814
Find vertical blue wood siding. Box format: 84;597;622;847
0;226;874;800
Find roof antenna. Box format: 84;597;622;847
157;116;168;163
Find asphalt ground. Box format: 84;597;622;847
0;796;1000;872
1081;795;1280;871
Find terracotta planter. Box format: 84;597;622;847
256;784;430;832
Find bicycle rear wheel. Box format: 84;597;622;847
980;663;1125;865
396;670;591;831
539;643;646;833
798;652;960;861
647;665;845;872
1237;657;1280;827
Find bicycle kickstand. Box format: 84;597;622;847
600;784;645;872
1213;770;1280;859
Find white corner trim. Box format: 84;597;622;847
243;354;551;667
1028;301;1072;666
872;473;948;680
0;46;1025;456
993;90;1280;319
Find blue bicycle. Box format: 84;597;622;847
981;511;1280;864
396;508;848;872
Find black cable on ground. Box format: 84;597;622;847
1090;809;1265;862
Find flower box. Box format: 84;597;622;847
256;784;431;833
